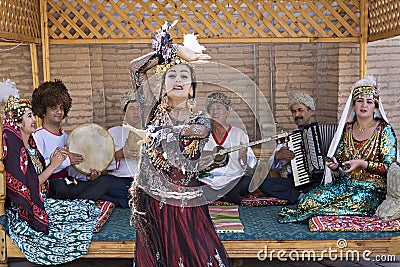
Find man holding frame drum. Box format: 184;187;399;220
101;90;142;208
32;80;113;201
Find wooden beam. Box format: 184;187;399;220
6;236;400;259
368;28;400;42
0;31;40;44
30;44;40;89
49;37;360;45
359;0;368;78
40;0;51;81
30;43;42;127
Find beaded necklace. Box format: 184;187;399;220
345;124;379;160
146;103;198;177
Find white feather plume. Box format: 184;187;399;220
352;75;377;89
0;79;19;102
183;33;206;53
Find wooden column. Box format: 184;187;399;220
359;0;368;78
40;0;51;81
30;44;40;88
30;43;43;126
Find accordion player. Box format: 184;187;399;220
285;122;338;190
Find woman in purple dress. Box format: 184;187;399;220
128;22;230;267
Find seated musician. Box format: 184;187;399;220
2;95;101;265
102;90;141;208
199;92;257;204
260;93;318;203
279;76;398;223
31;80;112;201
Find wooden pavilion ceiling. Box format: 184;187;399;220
368;0;400;41
46;0;360;43
0;0;41;43
0;0;399;44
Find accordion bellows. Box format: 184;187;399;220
375;162;400;221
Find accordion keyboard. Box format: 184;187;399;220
288;122;337;188
288;131;310;186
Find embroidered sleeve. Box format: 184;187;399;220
181;111;212;140
365;124;398;175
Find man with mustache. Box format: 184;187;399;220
259;92;316;203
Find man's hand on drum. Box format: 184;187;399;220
86;168;102;181
62;146;84;165
49;147;67;169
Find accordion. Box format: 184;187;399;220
288;122;338;189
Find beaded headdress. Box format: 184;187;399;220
120;90;136;111
287;93;316;111
351;76;380;103
323;75;389;184
152;21;205;74
206;92;231;111
4;95;31;122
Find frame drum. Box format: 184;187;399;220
67;123;114;175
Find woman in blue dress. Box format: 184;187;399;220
2;96;100;265
279;76;398;223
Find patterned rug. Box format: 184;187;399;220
309;215;400;232
208;205;244;233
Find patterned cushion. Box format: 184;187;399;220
309;215;400;232
209;205;244;233
94;200;115;233
375;162;400;220
210;190;289;206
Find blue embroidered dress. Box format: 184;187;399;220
3;119;101;265
279;120;397;223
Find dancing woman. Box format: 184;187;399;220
128;22;230;266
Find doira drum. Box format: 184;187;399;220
67;123;114;175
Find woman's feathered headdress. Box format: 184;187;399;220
152;20;206;74
0;79;19;102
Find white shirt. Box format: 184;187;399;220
267;128;301;175
199;126;257;190
33;126;87;181
107;125;138;177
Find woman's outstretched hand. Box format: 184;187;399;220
123;123;149;145
177;45;211;62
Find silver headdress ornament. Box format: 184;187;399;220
152;20;206;74
351;75;380;103
287;92;316;111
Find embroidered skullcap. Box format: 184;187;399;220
351;75;380;103
120;90;136;111
287;93;315;111
4;95;31;122
206;92;231;111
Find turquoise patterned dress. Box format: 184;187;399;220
279;120;397;223
5;145;101;265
